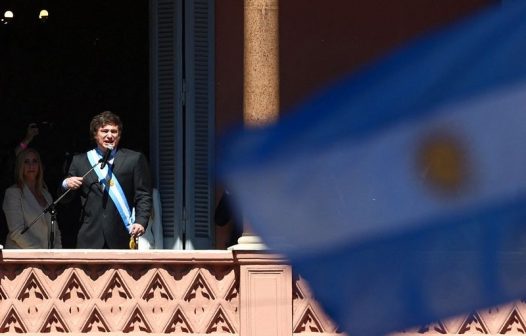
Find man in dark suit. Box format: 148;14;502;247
61;111;152;249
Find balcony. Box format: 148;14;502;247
1;249;523;335
0;249;339;335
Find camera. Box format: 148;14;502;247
32;121;54;130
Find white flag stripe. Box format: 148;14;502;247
231;81;526;252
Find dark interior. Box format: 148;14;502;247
0;0;149;247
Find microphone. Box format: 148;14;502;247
100;145;114;169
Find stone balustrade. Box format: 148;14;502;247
1;249;524;335
0;249;340;335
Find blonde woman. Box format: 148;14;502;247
2;148;62;248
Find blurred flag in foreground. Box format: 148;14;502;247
220;1;526;335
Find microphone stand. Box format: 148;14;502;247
21;158;105;248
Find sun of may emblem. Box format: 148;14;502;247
417;133;468;194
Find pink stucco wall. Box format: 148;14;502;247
215;0;496;133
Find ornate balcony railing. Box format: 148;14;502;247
1;249;524;335
0;250;340;335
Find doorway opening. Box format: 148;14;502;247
0;0;150;247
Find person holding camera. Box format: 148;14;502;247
0;123;43;246
15;123;40;156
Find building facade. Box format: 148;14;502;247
3;1;523;335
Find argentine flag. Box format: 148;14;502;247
220;1;526;336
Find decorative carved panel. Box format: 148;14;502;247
1;250;525;335
293;274;341;334
0;250;240;334
392;303;526;335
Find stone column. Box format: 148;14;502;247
231;0;279;250
243;0;279;126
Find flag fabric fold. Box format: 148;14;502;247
220;2;526;335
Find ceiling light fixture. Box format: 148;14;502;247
39;9;49;22
2;10;14;24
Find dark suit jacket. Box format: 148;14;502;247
64;148;153;249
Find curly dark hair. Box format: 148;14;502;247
89;111;123;141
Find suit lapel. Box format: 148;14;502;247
22;184;48;212
112;149;128;176
83;148;129;196
83;153;106;195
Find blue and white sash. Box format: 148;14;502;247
87;149;135;232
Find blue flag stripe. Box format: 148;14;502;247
220;2;526;170
219;1;526;336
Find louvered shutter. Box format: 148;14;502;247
150;0;185;249
150;0;215;249
184;0;215;249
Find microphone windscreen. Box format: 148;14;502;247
100;146;113;169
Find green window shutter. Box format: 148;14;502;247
184;0;215;249
150;0;185;249
150;0;214;250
